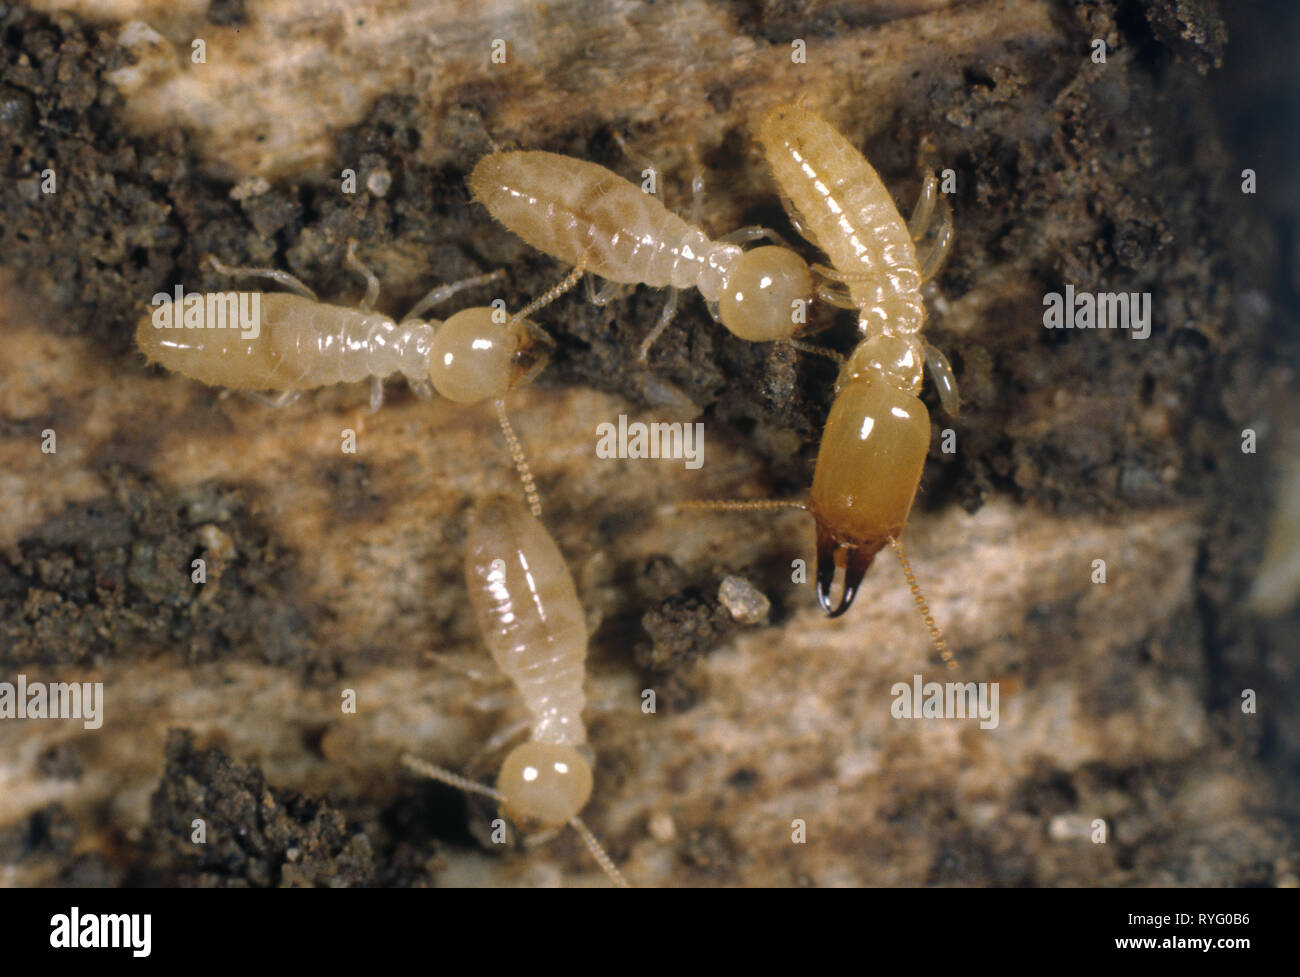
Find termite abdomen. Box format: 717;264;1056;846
465;493;588;748
135;294;403;391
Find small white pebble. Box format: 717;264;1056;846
229;175;271;202
197;524;236;562
366;168;392;197
718;575;770;625
648;811;676;843
1048;813;1094;842
105;22;175;94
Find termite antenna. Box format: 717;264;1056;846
494;398;542;517
888;536;957;670
677;499;808;513
785;340;845;365
569;816;631;888
504;264;585;332
401;753;507;803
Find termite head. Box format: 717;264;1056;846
719;246;812;342
497;742;594;831
427;307;553;404
809;353;931;616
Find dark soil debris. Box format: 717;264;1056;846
147;729;376;887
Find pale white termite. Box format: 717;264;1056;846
402;493;629;887
683;105;962;668
135;240;580;411
757;103;960;416
470;150;819;361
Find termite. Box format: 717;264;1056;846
135;239;581;411
401;492;629;887
470;149;825;361
758;103;959;405
685;104;961;669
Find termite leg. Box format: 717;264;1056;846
716;225;796;249
812;274;859;309
207;254;318;300
344;239;381;312
401;269;506;323
474;717;532;767
916;204;954;285
408;378;435;400
636;286;680;363
908;171;938;240
369;376;385;412
688;145;704;225
585;272;626;306
243;389;303;409
778;193;812;241
922;342;960;416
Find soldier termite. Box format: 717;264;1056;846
470;149;823;361
683;105;961;669
401;492;629;887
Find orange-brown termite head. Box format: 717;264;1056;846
809;334;930;617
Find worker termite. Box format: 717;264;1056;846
684;104;961;669
401;493;629;887
757;104;959;415
135;239;581;411
470;149;826;361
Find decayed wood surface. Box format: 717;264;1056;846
1;0;1294;887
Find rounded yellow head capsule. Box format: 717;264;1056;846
427;308;548;404
497;742;594;830
809;376;930;616
718;246;812;341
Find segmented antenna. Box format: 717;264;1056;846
401;754;506;802
888;535;957;670
569;816;630;889
677;499;808;513
504;263;585;333
786;339;845;365
495;399;542;517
